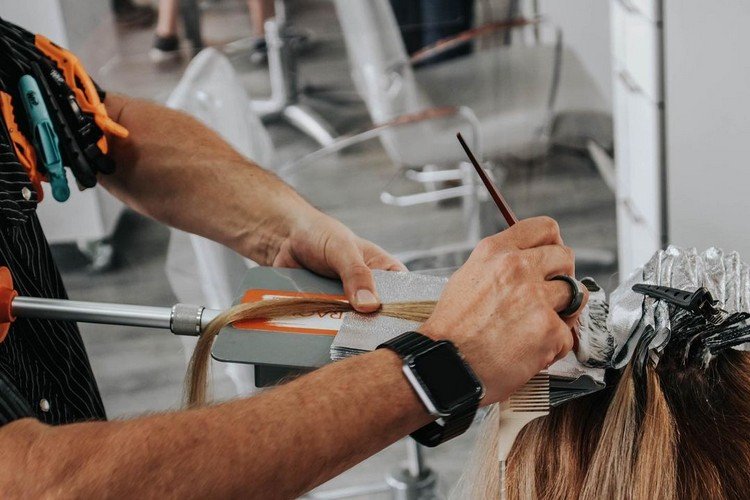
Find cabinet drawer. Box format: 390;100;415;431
611;0;627;71
613;77;662;233
625;86;661;232
617;200;660;278
613;75;630;197
630;212;660;273
623;12;661;102
619;0;661;23
616;199;634;279
611;0;661;103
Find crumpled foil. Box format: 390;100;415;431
578;246;750;369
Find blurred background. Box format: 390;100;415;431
5;0;744;497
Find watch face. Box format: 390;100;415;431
409;342;482;414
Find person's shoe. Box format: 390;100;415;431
249;39;268;65
114;3;156;29
149;35;181;63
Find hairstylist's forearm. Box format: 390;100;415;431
2;349;429;498
100;93;314;265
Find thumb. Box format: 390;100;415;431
332;246;381;313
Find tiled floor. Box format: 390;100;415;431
53;1;618;498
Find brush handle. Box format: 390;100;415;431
456;132;518;226
497;411;547;460
499;459;508;500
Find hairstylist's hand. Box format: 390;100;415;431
272;211;406;313
418;216;588;405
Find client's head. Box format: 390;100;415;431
458;246;750;499
461;339;750;499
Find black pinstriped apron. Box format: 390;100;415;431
0;131;106;427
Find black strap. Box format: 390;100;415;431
409;399;479;447
378;331;479;447
380;330;434;355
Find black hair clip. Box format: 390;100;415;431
632;284;727;325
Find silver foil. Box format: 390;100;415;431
331;270;447;359
579;246;750;368
332;270;605;396
575;281;611;367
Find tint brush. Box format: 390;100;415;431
456;132;518;226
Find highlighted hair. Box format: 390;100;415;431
185;298;436;408
455;348;750;499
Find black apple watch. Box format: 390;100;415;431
378;331;484;447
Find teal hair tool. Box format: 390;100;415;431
18;74;70;202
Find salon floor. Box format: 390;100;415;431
51;1;617;498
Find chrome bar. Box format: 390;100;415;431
11;297;222;337
12;296;172;328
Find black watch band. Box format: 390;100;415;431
378;331;481;447
380;329;435;356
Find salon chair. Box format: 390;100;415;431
318;0;613;267
283;0;564;267
223;0;339;147
165;48;276;396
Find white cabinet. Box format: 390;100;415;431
621;14;661;102
611;0;663;278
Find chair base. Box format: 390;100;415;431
306;439;439;500
248;15;338;147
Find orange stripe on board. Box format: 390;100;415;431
233;289;347;336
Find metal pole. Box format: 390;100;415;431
11;297;221;337
405;438;426;477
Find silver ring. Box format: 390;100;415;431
551;275;584;317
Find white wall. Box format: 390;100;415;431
2;0;115;58
539;0;613;107
2;0;69;47
664;0;750;257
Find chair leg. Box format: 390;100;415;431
304;438;438;500
283;104;337;147
248;8;339;145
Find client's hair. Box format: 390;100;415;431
456;337;750;498
185;298;436;408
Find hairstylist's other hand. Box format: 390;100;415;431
272;211;406;313
418;216;588;405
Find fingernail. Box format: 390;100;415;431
355;289;378;307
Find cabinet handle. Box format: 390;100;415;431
618;70;643;95
620;198;647;225
616;0;641;15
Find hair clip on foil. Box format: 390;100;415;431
632;284;727;325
